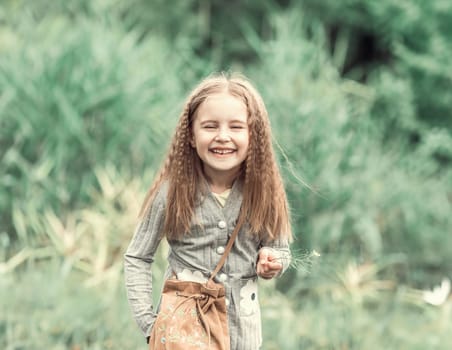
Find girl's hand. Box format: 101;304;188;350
256;248;282;279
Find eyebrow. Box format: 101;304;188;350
200;119;247;124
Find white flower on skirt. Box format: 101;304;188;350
240;279;259;316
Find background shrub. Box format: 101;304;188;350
0;1;450;349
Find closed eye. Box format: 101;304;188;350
203;124;217;129
231;125;246;129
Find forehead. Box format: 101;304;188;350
196;92;248;120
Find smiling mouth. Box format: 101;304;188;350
210;149;235;154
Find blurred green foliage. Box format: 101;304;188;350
0;0;451;349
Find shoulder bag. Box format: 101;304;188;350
148;215;245;350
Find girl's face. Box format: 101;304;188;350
191;92;249;184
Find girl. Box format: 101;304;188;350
124;73;292;350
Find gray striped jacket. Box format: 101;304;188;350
124;179;291;349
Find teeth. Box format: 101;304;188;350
212;149;234;154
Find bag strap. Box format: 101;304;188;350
208;212;246;283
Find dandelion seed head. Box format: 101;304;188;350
289;248;322;274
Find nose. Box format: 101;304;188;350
215;129;231;142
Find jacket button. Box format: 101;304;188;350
216;246;225;255
218;220;226;229
219;273;228;282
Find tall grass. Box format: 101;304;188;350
0;11;186;247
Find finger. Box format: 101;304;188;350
260;274;273;280
259;270;276;280
266;251;278;262
256;262;263;275
258;248;269;264
266;261;282;271
256;260;266;275
261;260;273;273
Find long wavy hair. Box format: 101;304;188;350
140;73;292;242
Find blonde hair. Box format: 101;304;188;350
140;73;292;241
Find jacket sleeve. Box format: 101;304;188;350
124;187;166;339
259;236;291;277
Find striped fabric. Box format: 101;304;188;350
124;179;291;350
